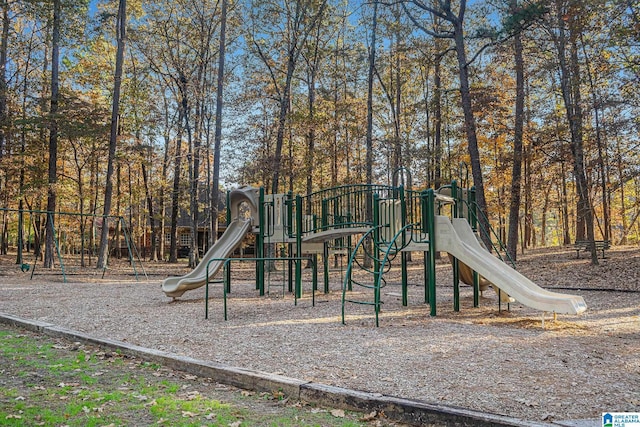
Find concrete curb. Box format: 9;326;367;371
1;313;552;426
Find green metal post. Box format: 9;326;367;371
288;244;294;293
321;199;328;232
312;254;318;299
423;253;429;304
205;263;210;319
426;189;436;316
373;193;381;327
323;242;330;292
223;259;231;321
295;195;303;298
451;181;460;312
421;191;429;304
399;186;408;307
226;190;232;292
257;187;265;296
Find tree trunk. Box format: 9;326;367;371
169;112;183;263
0;0;9;160
554;0;598;264
159;93;171;261
271;56;295;195
365;0;378;189
45;0;62;269
97;0;126;269
581;36;610;242
181;75;199;268
452;20;490;249
211;0;228;245
304;19;321;201
433;49;443;189
615;137;627;244
507;2;525;261
363;0;379;269
141;142;156;261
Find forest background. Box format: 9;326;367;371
0;0;638;269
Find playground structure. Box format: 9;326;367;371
161;182;587;325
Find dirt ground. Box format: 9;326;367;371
0;244;638;424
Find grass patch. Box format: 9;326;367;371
0;326;398;426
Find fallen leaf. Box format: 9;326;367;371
205;413;217;420
185;391;200;400
330;409;345;418
360;411;378;421
181;411;197;418
228;421;242;427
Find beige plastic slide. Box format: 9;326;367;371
450;221;514;304
162;186;258;299
162;219;252;298
435;215;587;315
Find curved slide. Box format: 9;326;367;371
435;215;587;315
162;186;259;299
162;220;252;298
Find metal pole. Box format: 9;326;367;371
323;242;330;293
451;180;460;312
257;187;265;295
426;189;437;316
373;193;380;327
119;216;140;281
205;263;209;319
226;190;232;291
312;254;318;306
295;195;303;298
399;185;408;306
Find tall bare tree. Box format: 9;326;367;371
0;0;8;161
365;0;379;188
97;0;127;269
44;0;62;269
549;0;598;264
248;0;328;194
403;0;492;247
211;0;228;247
506;0;526;261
